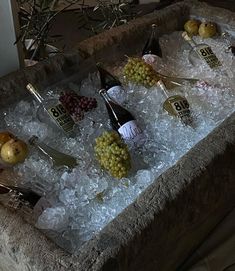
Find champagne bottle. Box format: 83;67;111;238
182;31;222;69
222;32;235;56
142;24;162;64
96;63;126;104
0;182;50;223
26;83;75;135
29;136;78;169
99;89;144;143
157;80;193;125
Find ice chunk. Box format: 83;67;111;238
22;121;48;140
36;206;69;230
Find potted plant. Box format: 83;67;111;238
16;0;137;66
15;0;80;66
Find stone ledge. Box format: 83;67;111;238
75;1;189;61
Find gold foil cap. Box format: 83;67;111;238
157;79;165;89
26;83;43;103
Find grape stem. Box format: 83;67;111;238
157;72;199;87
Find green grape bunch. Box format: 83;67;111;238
123;57;160;88
94;131;131;179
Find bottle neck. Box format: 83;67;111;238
0;184;11;194
157;80;169;98
150;24;156;40
97;64;121;89
187;39;197;48
0;183;41;209
26;83;44;104
222;32;232;45
99;88;116;104
99;89;120;124
182;32;197;48
97;65;106;89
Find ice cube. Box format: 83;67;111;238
36;206;69;230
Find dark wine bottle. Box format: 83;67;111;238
0;182;50;222
96;63;126;104
142;24;162;64
99;89;144;143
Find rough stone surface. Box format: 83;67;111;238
0;1;235;271
75;1;189;63
0;52;82;107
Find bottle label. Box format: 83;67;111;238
196;46;222;69
118;120;144;143
7;191;22;209
47;103;75;133
169;98;191;119
107;85;126;104
142;54;158;65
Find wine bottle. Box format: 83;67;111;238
0;182;50;223
96;63;126;104
182;31;222;69
142;24;162;64
157;80;193;125
222;32;235;56
29;136;78;169
26;83;75;135
99;89;144;143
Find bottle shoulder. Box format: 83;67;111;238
142;39;162;57
41;98;60;108
165;95;186;102
191;43;210;50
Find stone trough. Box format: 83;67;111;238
0;1;235;270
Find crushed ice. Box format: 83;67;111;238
1;31;235;253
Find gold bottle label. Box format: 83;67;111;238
196;46;222;69
47;103;74;133
170;98;190;117
164;96;190;118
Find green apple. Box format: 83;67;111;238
0;132;15;149
1;139;28;165
184;20;200;36
199;22;217;38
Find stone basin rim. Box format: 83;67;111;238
0;1;235;271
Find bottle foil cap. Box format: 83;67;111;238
182;31;191;41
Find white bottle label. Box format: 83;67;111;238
47;103;75;133
196;46;222;69
107;85;126;104
118;120;144;143
142;54;158;65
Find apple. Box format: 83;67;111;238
0;132;15;149
1;139;28;165
199;22;217;38
184;20;200;36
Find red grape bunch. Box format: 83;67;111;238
59;91;97;122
